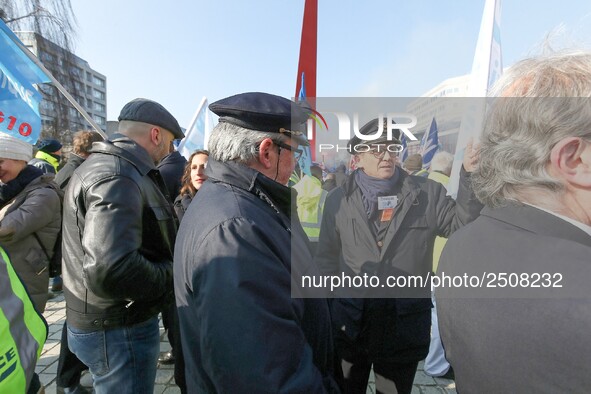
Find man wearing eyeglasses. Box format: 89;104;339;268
315;118;482;393
174;92;341;393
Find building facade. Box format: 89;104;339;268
406;74;470;155
16;32;107;139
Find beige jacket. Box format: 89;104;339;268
0;174;62;312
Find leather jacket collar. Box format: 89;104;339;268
206;159;291;216
90;133;156;176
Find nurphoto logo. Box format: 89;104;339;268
312;113;419;153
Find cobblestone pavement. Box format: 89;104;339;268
38;294;456;394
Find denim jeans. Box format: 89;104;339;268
67;317;159;394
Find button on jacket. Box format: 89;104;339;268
62;134;177;330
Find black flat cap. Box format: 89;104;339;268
347;118;401;154
36;138;62;153
209;92;310;146
118;98;184;139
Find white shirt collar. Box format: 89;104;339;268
524;202;591;237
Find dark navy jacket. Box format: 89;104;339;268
157;150;187;202
174;159;340;393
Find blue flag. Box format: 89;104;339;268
0;20;51;144
400;133;408;163
420;118;439;170
296;72;312;177
298;72;307;99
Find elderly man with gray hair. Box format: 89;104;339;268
437;51;591;392
174;92;340;392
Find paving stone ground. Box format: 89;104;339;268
38;294;456;394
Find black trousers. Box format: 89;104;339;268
56;321;88;388
163;302;187;394
337;337;418;394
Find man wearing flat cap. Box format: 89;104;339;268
62;98;183;393
174;92;341;392
314;118;482;393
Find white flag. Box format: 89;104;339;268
178;97;214;159
448;0;502;197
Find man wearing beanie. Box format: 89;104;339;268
29;138;63;174
62;98;183;393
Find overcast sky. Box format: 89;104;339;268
69;0;591;127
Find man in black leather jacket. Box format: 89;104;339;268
62;98;184;394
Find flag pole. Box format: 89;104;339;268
5;30;106;138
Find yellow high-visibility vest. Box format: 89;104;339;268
428;171;450;272
293;175;328;242
0;247;48;393
34;151;60;173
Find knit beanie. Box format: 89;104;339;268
0;132;33;161
36;138;62;153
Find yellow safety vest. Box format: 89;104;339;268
293;175;328;242
289;171;301;187
34;151;60;173
0;247;48;393
428;171;450;272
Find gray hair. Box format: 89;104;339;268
429;151;453;176
207;122;286;164
473;50;591;207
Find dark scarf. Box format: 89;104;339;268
354;168;400;219
0;165;44;207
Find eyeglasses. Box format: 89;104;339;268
366;144;402;160
275;140;303;161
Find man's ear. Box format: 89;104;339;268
550;137;591;188
257;138;275;170
352;154;361;169
150;127;161;146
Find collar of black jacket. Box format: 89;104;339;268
157;150;186;169
205;158;292;215
90;133;156;176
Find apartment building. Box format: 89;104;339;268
17;31;107;137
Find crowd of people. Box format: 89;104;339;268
1;49;591;394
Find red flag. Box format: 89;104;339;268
295;0;317;160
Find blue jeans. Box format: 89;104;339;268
424;293;451;376
67;317;159;394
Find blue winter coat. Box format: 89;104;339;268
174;159;340;393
